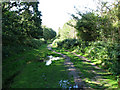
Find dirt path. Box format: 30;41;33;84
47;44;114;89
47;44;89;89
64;50;101;70
63;49;112;89
64;50;107;81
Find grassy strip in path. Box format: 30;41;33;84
3;44;73;88
52;47;118;89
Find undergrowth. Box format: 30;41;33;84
53;39;120;75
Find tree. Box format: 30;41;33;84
2;1;43;45
42;26;56;40
72;12;101;41
58;19;77;40
93;0;120;42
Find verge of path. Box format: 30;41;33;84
47;44;90;89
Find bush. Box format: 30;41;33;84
83;41;120;75
3;38;46;59
55;38;120;75
56;39;82;49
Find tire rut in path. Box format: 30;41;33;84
47;45;88;89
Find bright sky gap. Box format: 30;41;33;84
38;0;114;33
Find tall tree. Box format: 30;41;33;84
42;26;56;40
58;19;77;40
2;1;43;45
72;12;101;41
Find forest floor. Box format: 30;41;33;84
3;44;118;89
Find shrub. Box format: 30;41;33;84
55;38;120;75
3;38;46;59
56;39;82;49
83;41;120;75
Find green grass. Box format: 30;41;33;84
3;44;118;89
52;47;118;89
11;59;71;88
3;44;73;88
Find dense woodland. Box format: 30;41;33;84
2;0;120;89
